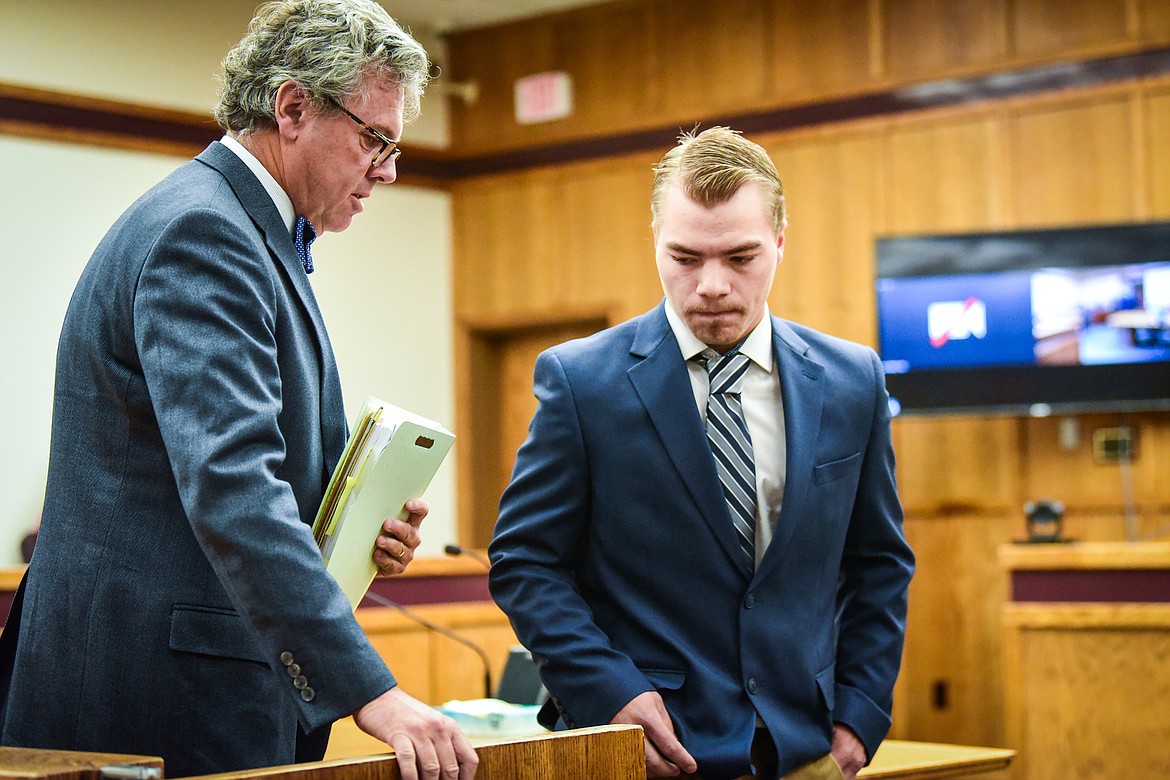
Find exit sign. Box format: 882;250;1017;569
514;71;574;124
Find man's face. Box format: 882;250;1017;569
288;78;405;234
654;180;784;353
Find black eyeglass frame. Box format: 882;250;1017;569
329;98;401;168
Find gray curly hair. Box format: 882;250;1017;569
215;0;430;134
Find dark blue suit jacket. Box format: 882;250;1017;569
0;143;394;775
489;303;914;779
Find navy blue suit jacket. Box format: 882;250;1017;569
0;143;394;775
489;303;914;779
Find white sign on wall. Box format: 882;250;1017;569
514;71;574;124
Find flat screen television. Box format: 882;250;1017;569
875;222;1170;415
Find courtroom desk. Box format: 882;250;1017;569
0;747;161;780
1000;541;1170;779
860;741;1013;779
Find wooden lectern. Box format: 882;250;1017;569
1001;541;1170;778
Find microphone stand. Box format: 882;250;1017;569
443;543;492;569
362;590;493;699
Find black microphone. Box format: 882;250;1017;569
443;543;491;569
362;590;493;699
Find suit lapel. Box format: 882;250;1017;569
196;143;348;479
756;318;825;581
627;304;753;580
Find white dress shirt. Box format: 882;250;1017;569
220;135;297;238
665;303;787;565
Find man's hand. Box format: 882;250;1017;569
354;686;478;780
611;691;697;777
373;498;427;575
830;723;867;780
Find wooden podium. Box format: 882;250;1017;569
1000;541;1170;778
1;731;1014;780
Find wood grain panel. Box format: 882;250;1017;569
654;0;769;118
881;0;1009;80
1145;87;1170;218
883;113;1004;234
892;416;1020;513
1007;95;1136;225
767;0;875;101
899;514;1012;748
765;129;883;344
1141;0;1170;41
1003;605;1170;779
1011;0;1134;60
1021;412;1167;509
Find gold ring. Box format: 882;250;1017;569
395;546;406;559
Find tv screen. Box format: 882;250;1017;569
875;222;1170;415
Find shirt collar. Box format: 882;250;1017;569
664;301;774;373
219;135;297;237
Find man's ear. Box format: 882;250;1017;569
775;226;786;265
273;80;310;138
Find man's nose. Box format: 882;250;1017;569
696;264;731;296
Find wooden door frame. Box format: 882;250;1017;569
455;307;617;549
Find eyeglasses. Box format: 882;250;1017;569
329;98;401;168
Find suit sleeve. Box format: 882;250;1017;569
488;350;655;727
832;348;915;760
134;207;394;731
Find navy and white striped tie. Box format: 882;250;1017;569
701;350;757;566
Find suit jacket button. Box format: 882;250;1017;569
300;687;316;702
747;678;759;695
293;675;308;690
286;663;302;677
280;652;295;666
744;593;756;609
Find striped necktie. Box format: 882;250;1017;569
700;350;757;566
294;216;317;275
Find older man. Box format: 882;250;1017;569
0;3;476;779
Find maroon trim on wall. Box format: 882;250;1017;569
359;573;491;608
0;91;221;147
1011;569;1170;603
0;593;14;627
443;45;1170;178
5;46;1170;180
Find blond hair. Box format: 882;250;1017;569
651;126;786;233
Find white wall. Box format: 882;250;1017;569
0;1;456;564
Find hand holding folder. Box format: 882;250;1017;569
312;396;455;609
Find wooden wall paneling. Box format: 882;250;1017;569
891;416;1021;514
1144;84;1170;218
449;3;658;155
1010;0;1135;61
446;16;557;154
1007;92;1137;226
764;128;884;344
1002;604;1170;779
552;154;663;319
897;513;1012;748
767;0;877;102
458;313;612;548
1021;412;1168;511
880;0;1009;82
1053;508;1170;543
1140;0;1170;42
452;171;562;320
882;112;1005;234
652;0;769;119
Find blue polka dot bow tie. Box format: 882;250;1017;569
294;216;317;275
